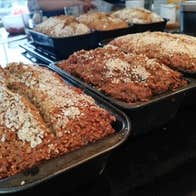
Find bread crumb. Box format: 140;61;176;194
1;134;6;142
20;180;25;186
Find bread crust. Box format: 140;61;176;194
34;15;91;37
0;63;115;179
57;46;187;104
110;32;196;72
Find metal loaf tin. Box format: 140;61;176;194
49;63;196;135
99;38;196;109
97;19;167;42
177;68;196;78
0;69;130;194
97;26;134;42
129;18;168;33
26;29;99;60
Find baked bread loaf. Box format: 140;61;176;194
110;31;196;72
57;46;187;104
111;8;163;24
0;86;55;179
77;12;128;31
0;63;115;179
34;15;91;37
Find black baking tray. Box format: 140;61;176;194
97;19;167;42
0;67;130;194
97;25;134;42
176;67;196;78
49;63;196;135
130;18;168;33
26;29;99;59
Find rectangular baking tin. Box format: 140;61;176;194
0;66;130;194
26;29;99;59
97;25;134;42
97;18;167;42
49;63;196;134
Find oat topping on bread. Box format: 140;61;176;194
111;8;163;24
0;63;115;179
35;15;91;37
110;32;196;72
77;12;128;31
58;46;187;103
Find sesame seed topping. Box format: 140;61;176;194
104;57;150;83
20;181;25;186
1;134;6;143
0;86;44;148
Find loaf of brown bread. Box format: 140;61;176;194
77;12;128;31
0;63;115;179
57;46;187;104
34;15;91;37
109;31;196;72
111;8;163;24
0;85;56;179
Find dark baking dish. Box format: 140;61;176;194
26;29;99;59
96;25;134;42
97;18;167;42
129;18;168;33
0;69;130;194
176;68;196;78
49;63;196;135
99;38;196;77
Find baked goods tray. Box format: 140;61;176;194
49;63;196;135
177;68;196;78
26;29;99;59
97;25;134;42
128;18;168;34
99;38;196;77
0;69;130;194
97;19;167;41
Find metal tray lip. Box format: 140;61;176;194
176;67;196;76
128;18;168;26
50;62;196;111
0;65;131;194
26;28;97;40
95;24;134;33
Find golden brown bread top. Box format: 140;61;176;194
0;63;116;179
58;46;187;103
0;86;52;148
77;12;128;31
110;32;196;72
34;15;91;37
6;63;113;137
111;8;163;24
0;66;53;149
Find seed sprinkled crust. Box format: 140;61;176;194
111;8;163;24
35;15;91;37
0;63;115;179
110;31;196;72
77;12;128;31
58;46;187;103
